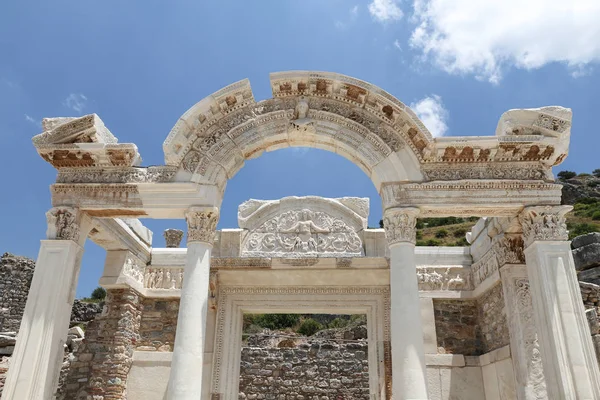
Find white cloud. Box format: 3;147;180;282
410;0;600;83
410;95;448;137
63;93;88;113
393;39;402;51
350;5;359;16
369;0;403;22
24;114;41;127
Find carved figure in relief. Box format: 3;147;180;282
280;209;329;252
243;209;362;257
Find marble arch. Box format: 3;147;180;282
3;71;599;400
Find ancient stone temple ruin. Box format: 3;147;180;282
2;71;600;399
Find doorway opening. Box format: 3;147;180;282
239;313;370;399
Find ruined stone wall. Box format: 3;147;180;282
433;299;480;355
0;253;35;332
477;283;510;353
239;342;370;400
58;289;142;400
137;298;179;352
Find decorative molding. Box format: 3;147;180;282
186;208;219;244
211;285;390;398
519;206;572;247
56;166;177;184
45;207;81;241
211;257;272;268
163;229;184;248
383;207;419;245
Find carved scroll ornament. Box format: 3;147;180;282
383;207;419;245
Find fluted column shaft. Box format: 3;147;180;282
1;207;88;400
384;207;429;400
167;207;219;400
520;206;600;399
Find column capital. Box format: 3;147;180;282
185;207;220;245
519;205;572;248
383;207;420;246
45;207;83;242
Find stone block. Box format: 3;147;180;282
572;232;600;249
572;243;600;271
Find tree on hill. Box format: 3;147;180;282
593;169;600;178
90;287;106;301
557;170;577;180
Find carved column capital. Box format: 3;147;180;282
383;207;420;246
519;205;572;248
185;207;219;245
164;229;184;248
45;207;83;242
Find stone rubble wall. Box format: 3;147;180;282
433;299;480;355
239;341;370;400
136;298;179;352
0;253;35;332
476;283;510;354
58;288;142;400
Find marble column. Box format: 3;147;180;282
167;207;219;400
383;207;429;400
1;207;89;400
520;206;600;399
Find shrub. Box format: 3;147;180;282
593;211;600;221
425;239;441;246
557;170;577;180
416;231;423;240
453;228;467;238
578;173;592;178
435;229;448;238
588;181;599;188
593;169;600;178
454;237;469;246
568;223;600;239
328;317;349;329
251;314;300;330
379;219;384;229
576;197;599;205
297;319;322;336
90;287;106;301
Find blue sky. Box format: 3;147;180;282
1;0;600;297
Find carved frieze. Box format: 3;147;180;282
46;207;81;242
122;254;145;284
211;257;272;268
417;267;472;291
144;267;184;289
383;208;419;245
186;209;219;244
421;163;550;181
519;206;571;247
33;114;117;146
56;166;177;184
242;209;362;257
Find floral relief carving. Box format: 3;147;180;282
46;207;81;242
383;208;419;245
514;279;547;399
519;206;571;247
186;209;219;244
242;209;362;257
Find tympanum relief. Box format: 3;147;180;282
242;209;363;257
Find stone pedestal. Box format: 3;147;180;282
167;208;218;400
520;206;600;399
1;208;87;400
384;207;429;400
